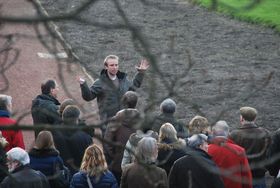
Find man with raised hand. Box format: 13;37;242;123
78;55;149;134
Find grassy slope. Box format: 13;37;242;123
197;0;280;32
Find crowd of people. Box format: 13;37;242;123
0;55;280;188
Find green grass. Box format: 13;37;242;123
196;0;280;32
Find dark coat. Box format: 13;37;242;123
80;70;144;121
120;162;168;188
29;148;66;188
150;113;187;138
271;177;280;188
70;170;118;188
104;109;141;175
29;148;64;176
0;144;7;182
229;123;270;179
54;130;92;176
157;138;186;175
0;165;50;188
31;94;61;136
169;148;225;188
266;128;280;177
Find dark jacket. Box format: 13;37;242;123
0;142;7;182
150;113;187;138
157;138;186;175
29;148;64;176
104;109;141;175
271;177;280;188
0;165;50;188
169;148;225;188
31;94;61;136
229;123;270;179
80;70;144;121
70;170;118;188
266;128;280;177
57;130;93;176
120;162;168;188
29;148;67;188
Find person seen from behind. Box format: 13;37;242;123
70;144;118;188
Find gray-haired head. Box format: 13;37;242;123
188;134;208;149
0;94;12;113
136;137;158;164
160;98;176;114
212;120;229;138
7;147;30;165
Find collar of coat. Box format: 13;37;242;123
0;110;10;118
29;148;60;157
35;94;60;105
100;69;126;80
158;138;186;151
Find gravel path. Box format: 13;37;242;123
41;0;280;130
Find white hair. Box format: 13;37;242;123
7;147;30;165
0;94;12;112
136;137;158;164
212;120;229;137
188;134;208;149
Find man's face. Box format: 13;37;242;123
50;83;59;99
199;141;209;152
7;157;19;172
105;58;119;76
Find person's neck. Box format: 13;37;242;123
108;72;117;80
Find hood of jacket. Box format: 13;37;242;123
129;130;158;147
100;69;126;80
112;108;142;129
0;110;10;118
29;148;60;157
158;138;186;151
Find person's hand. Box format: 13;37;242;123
77;76;85;84
135;59;149;72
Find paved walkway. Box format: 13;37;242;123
0;0;98;150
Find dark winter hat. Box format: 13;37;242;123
240;106;257;121
160;98;176;114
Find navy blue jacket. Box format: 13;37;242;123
29;148;64;176
70;171;118;188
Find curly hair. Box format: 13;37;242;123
80;144;108;177
188;115;209;135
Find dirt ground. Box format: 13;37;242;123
40;0;280;131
